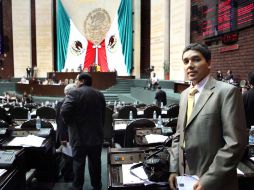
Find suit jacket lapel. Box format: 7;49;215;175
179;89;188;128
185;77;215;128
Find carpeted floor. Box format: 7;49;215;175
28;147;108;190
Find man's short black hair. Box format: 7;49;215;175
182;43;211;62
248;72;254;85
78;73;92;86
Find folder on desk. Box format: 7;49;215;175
8;135;45;147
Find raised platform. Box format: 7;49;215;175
16;72;117;97
47;71;117;90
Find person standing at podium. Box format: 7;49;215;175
61;73;106;190
168;43;247;190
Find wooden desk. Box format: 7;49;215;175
0;149;26;190
0;169;25;190
1;128;57;182
16;83;65;97
47;71;117;90
16;72;117;96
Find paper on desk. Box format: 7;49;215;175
62;142;73;157
122;163;148;184
8;135;45;147
114;123;127;130
137;110;144;115
237;168;244;176
145;134;168;144
161;110;167;114
51;122;57;130
0;169;7;177
176;175;199;190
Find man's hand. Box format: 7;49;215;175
193;181;205;190
168;173;178;190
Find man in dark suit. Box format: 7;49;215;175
242;72;254;129
155;86;167;107
168;43;247;190
61;73;106;190
26;66;31;78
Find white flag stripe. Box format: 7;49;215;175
63;20;88;72
105;14;128;76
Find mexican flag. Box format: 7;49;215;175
57;0;132;76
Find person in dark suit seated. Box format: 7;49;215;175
216;70;223;81
155;86;167;107
61;73;106;190
242;72;254;129
22;91;33;104
224;69;234;83
56;83;76;181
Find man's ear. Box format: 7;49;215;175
207;60;211;69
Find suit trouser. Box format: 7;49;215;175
62;153;74;181
72;145;102;190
